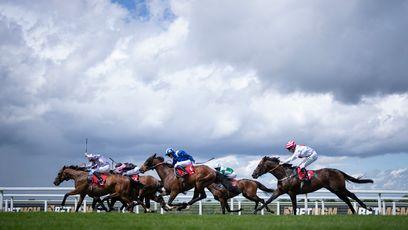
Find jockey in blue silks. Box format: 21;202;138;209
165;148;195;183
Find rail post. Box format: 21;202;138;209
377;193;382;215
5;199;8;212
83;199;86;213
154;202;158;212
392;202;396;215
238;200;241;216
304;194;308;215
382;201;386;214
353;202;357;213
136;205;139;214
10;197;13;212
230;198;234;212
0;190;3;212
44;200;47;212
277;201;280;215
321;200;325;215
199;201;202;215
315;201;319;215
74;198;78;211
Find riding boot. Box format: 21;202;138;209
300;168;309;182
94;172;103;185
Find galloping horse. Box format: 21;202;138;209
208;178;275;214
139;154;220;210
252;156;374;215
106;175;169;212
53;165;145;212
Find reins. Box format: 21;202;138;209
268;164;293;182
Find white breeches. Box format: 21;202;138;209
299;152;318;168
175;160;192;169
90;165;110;174
123;167;140;176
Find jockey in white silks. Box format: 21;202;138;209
283;140;318;180
85;153;111;184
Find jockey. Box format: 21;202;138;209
283;140;318;181
114;162;140;176
214;163;236;180
84;152;111;185
165;148;195;181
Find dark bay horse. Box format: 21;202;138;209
251;156;374;215
107;175;169;212
139;154;219;210
53;165;144;212
208;178;275;214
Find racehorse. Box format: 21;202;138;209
139;154;222;210
106;175;170;212
251;156;374;215
53;165;146;212
208;178;275;214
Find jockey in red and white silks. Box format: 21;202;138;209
283;140;318;170
114;162;140;176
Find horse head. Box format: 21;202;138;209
54;166;68;186
139;153;165;173
252;156;280;179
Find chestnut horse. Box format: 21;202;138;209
139;154;221;210
208;178;275;214
53;165;145;212
252;156;374;215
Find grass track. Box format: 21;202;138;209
0;212;407;230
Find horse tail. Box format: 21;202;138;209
215;172;241;194
340;171;374;184
254;181;274;193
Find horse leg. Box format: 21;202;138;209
223;197;241;213
244;194;273;214
255;189;282;213
61;187;84;206
327;187;356;214
167;191;186;208
75;194;86;212
289;194;297;215
91;198;97;211
345;189;373;211
95;197;109;212
183;186;207;210
150;194;170;211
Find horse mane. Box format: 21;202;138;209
264;156;295;170
65;165;87;171
151;155;174;168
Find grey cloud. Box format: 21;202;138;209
185;0;408;103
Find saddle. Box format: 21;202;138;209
176;164;195;177
296;167;315;181
91;174;108;187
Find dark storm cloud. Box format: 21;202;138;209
186;0;408;103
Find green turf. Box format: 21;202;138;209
0;212;407;230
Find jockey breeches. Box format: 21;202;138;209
90;165;110;175
299;152;318;168
174;160;192;170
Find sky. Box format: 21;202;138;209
0;0;407;189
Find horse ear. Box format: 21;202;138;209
63;165;66;169
153;153;157;158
